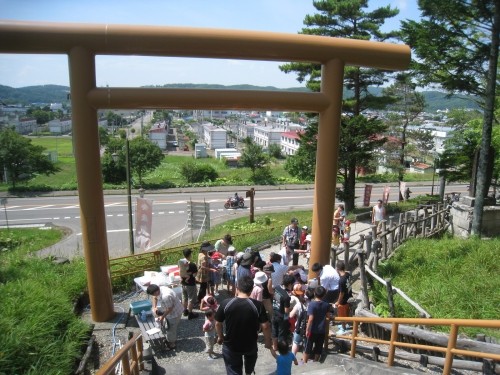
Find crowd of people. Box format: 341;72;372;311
145;216;355;375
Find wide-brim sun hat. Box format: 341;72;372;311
201;241;214;251
240;252;254;266
293;283;304;295
254;271;268;285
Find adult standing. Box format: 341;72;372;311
196;241;214;304
147;284;185;350
311;262;340;304
215;234;233;257
303;286;333;363
271;274;295;350
282;218;302;266
372;199;386;232
269;253;289;291
334;260;352;334
333;204;346;234
215;276;272;375
178;248;199;319
236;252;254;288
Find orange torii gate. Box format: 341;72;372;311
0;20;410;322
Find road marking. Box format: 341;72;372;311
105;202;122;207
25;204;54;210
179;211;185;213
117;214;123;217
77;228;131;236
64;216;70;219
107;214;113;217
159;212;165;214
168;211;175;214
63;205;80;209
53;217;60;219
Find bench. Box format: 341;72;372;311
134;313;169;351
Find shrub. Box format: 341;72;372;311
181;161;218;183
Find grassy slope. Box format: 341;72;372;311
0;228;89;375
375;237;500;338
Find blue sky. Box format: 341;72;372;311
0;0;419;88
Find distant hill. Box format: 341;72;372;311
0;84;70;105
0;83;479;111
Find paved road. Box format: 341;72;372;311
0;183;468;259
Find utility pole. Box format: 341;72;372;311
125;138;134;255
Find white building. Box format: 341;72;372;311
48;118;72;134
15;118;37;134
253;125;283;149
149;121;168;150
281;131;302;156
239;123;256;140
203;123;227;149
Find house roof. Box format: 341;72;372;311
413;162;432;170
281;131;303;139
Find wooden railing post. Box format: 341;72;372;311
386;278;396;318
344;241;350;270
371;224;378;240
388;216;394;256
350;321;359;358
431;205;436;232
387;322;399;367
330;245;337;268
365;234;372;259
357;249;370;309
404;211;410;240
443;324;459;375
380;220;387;259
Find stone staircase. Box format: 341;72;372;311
151;349;423;375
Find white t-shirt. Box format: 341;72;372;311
373;205;384;221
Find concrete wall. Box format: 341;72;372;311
450;197;500;238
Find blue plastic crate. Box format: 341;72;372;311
130;299;152;315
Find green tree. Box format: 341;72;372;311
268;143;283;159
284;120;318;181
401;0;500;235
98;126;110;147
382;73;425;200
128;137;164;186
240;139;270;178
0;129;59;188
280;0;399;210
439;110;500;188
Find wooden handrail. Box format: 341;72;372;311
96;332;144;375
333;316;500;375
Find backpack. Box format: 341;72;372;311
295;304;308;336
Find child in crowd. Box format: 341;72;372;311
224;247;236;296
271;340;298;375
343;220;351;245
250;271;268;301
209;251;223;296
202;310;217;359
200;294;219;313
332;225;341;248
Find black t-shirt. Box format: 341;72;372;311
272;285;291;318
338;272;351;305
182;262;198;286
262;280;271;299
215;297;268;352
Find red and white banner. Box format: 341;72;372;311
383;186;391;204
400;182;407;201
363;184;373;207
135;197;153;251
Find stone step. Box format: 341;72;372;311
152;350;424;375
